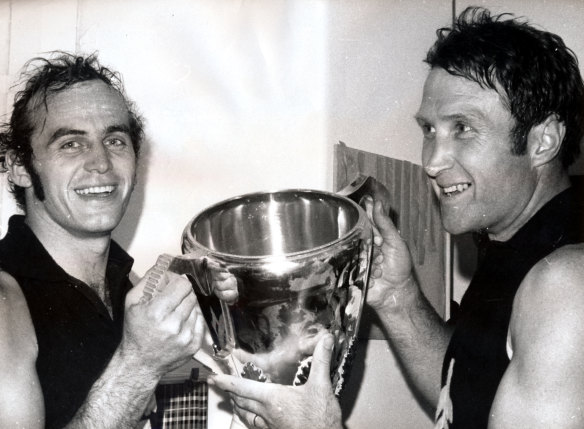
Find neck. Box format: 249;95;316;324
488;168;571;242
25;216;112;287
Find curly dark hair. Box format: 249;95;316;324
0;52;144;210
425;7;584;168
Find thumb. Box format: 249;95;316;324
372;199;400;242
307;333;335;387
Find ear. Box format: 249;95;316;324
5;150;33;188
528;114;565;168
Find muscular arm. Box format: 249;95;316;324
374;279;453;408
0;271;44;429
64;263;206;429
65;349;160;429
489;244;584;428
368;200;452;410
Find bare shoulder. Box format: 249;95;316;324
509;244;584;356
514;243;584;314
492;244;584;427
0;270;44;428
0;270;38;357
532;243;584;277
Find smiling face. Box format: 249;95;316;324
14;80;137;238
416;68;537;238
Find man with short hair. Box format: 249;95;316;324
0;53;205;429
210;7;584;428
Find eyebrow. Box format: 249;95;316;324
444;113;473;122
47;128;86;145
106;124;131;135
413;111;484;124
47;124;131;145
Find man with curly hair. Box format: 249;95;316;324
0;53;205;429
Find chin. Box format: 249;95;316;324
81;215;124;235
441;218;477;236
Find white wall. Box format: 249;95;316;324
2;1;583;428
78;0;332;274
0;1;440;427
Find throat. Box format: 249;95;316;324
89;279;113;318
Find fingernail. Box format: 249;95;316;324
323;334;334;350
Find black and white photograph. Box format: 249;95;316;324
0;1;583;428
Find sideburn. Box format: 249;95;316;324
26;161;46;202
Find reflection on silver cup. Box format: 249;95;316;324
178;189;372;394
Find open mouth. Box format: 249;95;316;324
442;183;471;197
75;185;116;196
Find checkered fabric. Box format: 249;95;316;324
150;381;208;429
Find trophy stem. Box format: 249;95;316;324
230;414;248;429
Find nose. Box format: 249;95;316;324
84;142;112;173
422;136;454;178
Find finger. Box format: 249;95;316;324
162;284;197;318
208;374;271;402
362;195;374;222
231;396;262;416
233;402;269;429
212;273;239;303
212;274;237;289
307;333;335;387
363;198;383;244
176;309;205;358
370;267;383;279
155;294;200;352
154;275;196;311
373;250;384;264
190;305;207;352
372;200;401;242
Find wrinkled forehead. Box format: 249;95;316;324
417;67;507;117
28;80;130;130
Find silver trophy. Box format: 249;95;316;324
161;175;386;425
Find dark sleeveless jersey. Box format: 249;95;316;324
0;215;133;429
438;187;584;428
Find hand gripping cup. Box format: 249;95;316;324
161;175;387;426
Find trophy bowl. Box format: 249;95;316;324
176;187;373;395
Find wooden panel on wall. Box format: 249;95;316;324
334;142;447;340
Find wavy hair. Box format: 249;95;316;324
0;52;144;209
425;7;584;168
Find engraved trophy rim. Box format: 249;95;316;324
181;188;370;261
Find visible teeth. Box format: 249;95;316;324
75;186;115;195
443;183;470;196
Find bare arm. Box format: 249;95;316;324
367;200;453;409
0;270;44;429
64;262;206;429
489;244;584;428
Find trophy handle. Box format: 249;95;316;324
161;252;237;358
336;173;391;214
164;252;212;295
